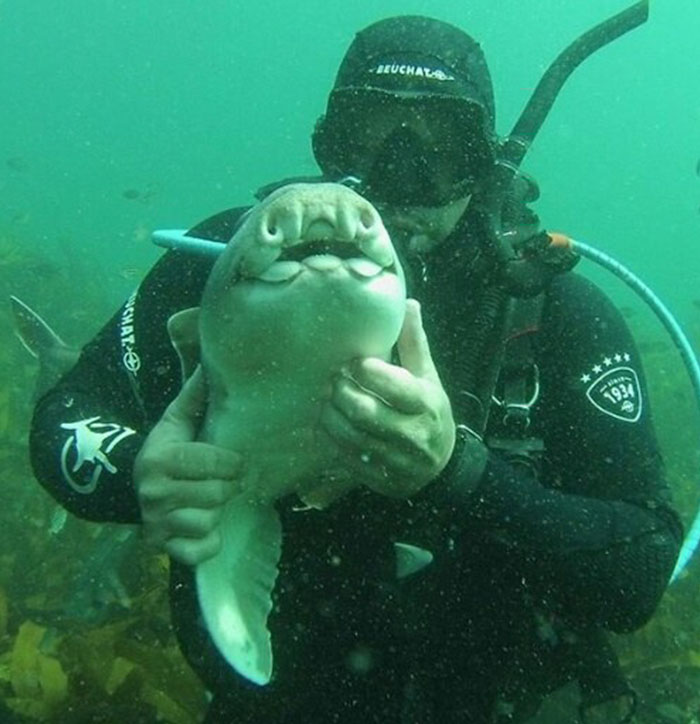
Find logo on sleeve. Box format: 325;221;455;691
120;290;141;375
60;417;136;494
579;353;642;423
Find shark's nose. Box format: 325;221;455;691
305;219;337;240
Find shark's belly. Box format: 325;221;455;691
201;372;344;503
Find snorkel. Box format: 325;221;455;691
481;0;650;292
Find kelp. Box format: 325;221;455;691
3;621;68;719
0;533;207;722
0;497;209;721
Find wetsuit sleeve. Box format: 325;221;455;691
28;250;209;523
431;273;683;632
29;306;146;523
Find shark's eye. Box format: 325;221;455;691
279;240;362;262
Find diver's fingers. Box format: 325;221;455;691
319;403;427;493
321;392;420;464
148;366;208;445
164;531;222;567
166;442;244;481
397;300;441;383
162;506;224;539
324;360;455;492
137;440;244;484
344;358;425;414
140;477;213;518
320;397;385;453
327;374;392;438
160;478;237;512
320;402;391;473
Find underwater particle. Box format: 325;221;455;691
696;158;700;177
49;507;68;535
122;188;142;200
131;223;150;243
119;267;143;280
493;699;516;719
345;645;375;675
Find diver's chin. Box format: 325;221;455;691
377;194;472;254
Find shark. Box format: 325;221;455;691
167;182;412;686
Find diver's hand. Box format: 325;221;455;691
134;366;243;566
321;299;455;498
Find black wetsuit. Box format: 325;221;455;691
30;206;682;723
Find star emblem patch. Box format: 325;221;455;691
580;353;642;423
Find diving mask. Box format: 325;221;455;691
316;92;493;207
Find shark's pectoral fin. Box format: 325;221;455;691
394;542;434;579
196;497;282;686
167;307;201;381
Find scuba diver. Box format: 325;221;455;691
29;7;683;724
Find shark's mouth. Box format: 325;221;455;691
254;236;397;284
279;239;360;262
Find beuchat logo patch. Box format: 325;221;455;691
579;352;642;423
60;416;136;493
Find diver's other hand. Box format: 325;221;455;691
134;366;243;566
321;299;455;498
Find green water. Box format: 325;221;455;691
1;1;700;722
2;0;699;310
